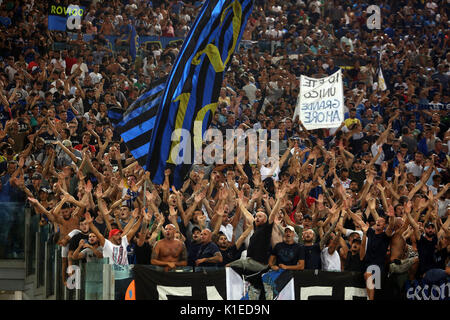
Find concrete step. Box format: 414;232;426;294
0;260;26;291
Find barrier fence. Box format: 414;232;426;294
0;203;446;300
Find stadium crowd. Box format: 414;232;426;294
0;0;449;300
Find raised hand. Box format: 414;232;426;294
218;187;228;201
381;161;388;173
84;212;93;224
251;188;262;201
197;214;206;227
194;190;207;202
131;208;140;219
276;185;287;200
316;194;325;210
216;205;225;217
404;201;412;214
85;180;93;194
368;197;376;211
386;205;395;217
145;190;155;203
94;185;103;199
143;210;153;224
28;197;39;205
376;184;385;193
394;166;401;178
169;206;178;217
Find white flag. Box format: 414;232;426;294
378;67;387;91
293;69;344;130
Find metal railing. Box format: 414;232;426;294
21;204;117;300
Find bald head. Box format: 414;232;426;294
255;211;268;226
164;224;177;240
200;228;212;244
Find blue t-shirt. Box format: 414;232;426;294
196;241;221;267
271;242;305;266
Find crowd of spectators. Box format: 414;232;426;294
0;0;449;300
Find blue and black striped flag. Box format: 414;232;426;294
146;0;254;188
107;77;167;168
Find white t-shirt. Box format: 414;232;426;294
89;71;103;84
260;164;280;181
103;236;129;265
437;199;450;218
371;142;384;165
405;161;423;178
321;247;341;272
220;223;234;242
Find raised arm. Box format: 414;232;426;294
85;212;106;247
71;239;86;261
407;165;434;199
28;197;58;224
268;186;287;224
235;221;254;250
126;214;143;244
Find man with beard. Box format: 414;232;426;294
28;193;88;285
341;237;365;272
84;210;142;266
268;226;305;271
360;206;395;300
67;218;91;267
151;223;188;271
72;232;103;262
215;207;254;267
194;228;222;270
302;228;321;270
226;187;287;300
407;213;446;283
187;226;202;267
226;186;287;271
389;202;419;278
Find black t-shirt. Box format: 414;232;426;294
271;242;305;266
134;241;152;265
417;234;438;275
219;244;245;267
302;243;321;270
345;251;365;272
68;232;90;252
247;221;274;264
364;228;390;272
435;247;448;270
93;220;107;238
349;169;366;190
187;241;202;267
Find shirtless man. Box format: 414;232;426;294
28;193;87;285
151;224;188;272
388;202;419;279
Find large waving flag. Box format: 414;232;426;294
146;0;254;188
108;77;167;168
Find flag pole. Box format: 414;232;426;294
143;179;148;211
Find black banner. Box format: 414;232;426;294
131;266;401;300
133;265;227;300
293;270;367;300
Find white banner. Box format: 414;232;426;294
293;69;344;130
